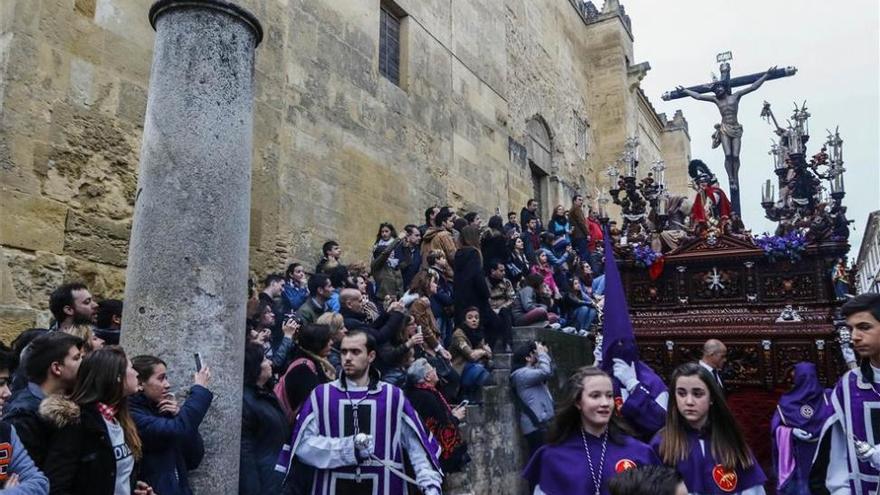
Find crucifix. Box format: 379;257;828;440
662;52;797;215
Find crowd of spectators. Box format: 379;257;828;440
0;196;610;494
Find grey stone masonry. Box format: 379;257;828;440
444;326;594;495
120;1;262;493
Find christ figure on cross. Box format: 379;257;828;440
674;64;777;214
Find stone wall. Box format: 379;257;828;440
445;326;594;495
0;0;689;337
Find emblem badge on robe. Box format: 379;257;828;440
712;464;738;492
615;459;637;473
0;443;10;482
799;404;814;418
614;396;624;415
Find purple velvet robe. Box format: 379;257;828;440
824;368;880;494
770;362;832;492
280;380;441;495
651;428;766;494
523;430;660;494
611;363;668;439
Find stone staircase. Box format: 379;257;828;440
442;326;594;495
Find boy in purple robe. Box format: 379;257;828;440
277;330;442;495
811;293;880;494
523;367;660;495
598;230;668;439
770;362;832;493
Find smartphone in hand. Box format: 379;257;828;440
193;352;203;372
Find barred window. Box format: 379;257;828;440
379;6;401;85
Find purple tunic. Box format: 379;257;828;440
651;428;766;494
523;430;660;494
769;362;832;492
282;380;441;495
826;368;880;494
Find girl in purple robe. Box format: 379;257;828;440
652;363;766;495
523;366;660;495
770;362;832;494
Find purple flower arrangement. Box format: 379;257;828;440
633;244;661;268
754;231;807;263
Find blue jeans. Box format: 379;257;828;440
570;306;596;331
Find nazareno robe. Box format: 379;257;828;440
522;429;659;495
277;378;442;495
612;362;668;440
598;226;669;439
811;366;880;494
651;427;767;495
770;362;833;493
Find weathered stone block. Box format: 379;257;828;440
3;248;67;311
64;255;125;299
0;306;36;344
63;211;130;267
74;0;97;19
0;190;68;253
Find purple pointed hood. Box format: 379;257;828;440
600;227;639;372
599;229;667;397
776;362;833;435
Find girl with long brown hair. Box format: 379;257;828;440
41;346;155;494
651;362;766;494
523;366;659;494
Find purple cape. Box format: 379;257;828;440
651;428;767;494
774;362;833;434
523;430;659;495
278;379;441;495
770;362;833;490
612;365;668;439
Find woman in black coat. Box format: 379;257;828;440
453;226;492;325
41;346;154;495
480;215;510;273
240;343;290;495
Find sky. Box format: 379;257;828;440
622;0;879;255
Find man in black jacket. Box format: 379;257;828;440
338;289;405;346
2;332;84;468
520;199;543;233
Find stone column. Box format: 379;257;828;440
121;1;261;492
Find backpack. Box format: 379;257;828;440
274;357;317;424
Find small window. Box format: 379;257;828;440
379;6;402;85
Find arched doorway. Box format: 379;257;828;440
526;117;552;220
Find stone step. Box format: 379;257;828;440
493;352;512;369
490;367;509;385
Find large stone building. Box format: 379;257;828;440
856;210;880;294
0;0;690;337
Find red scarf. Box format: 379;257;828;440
96;402;118;422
